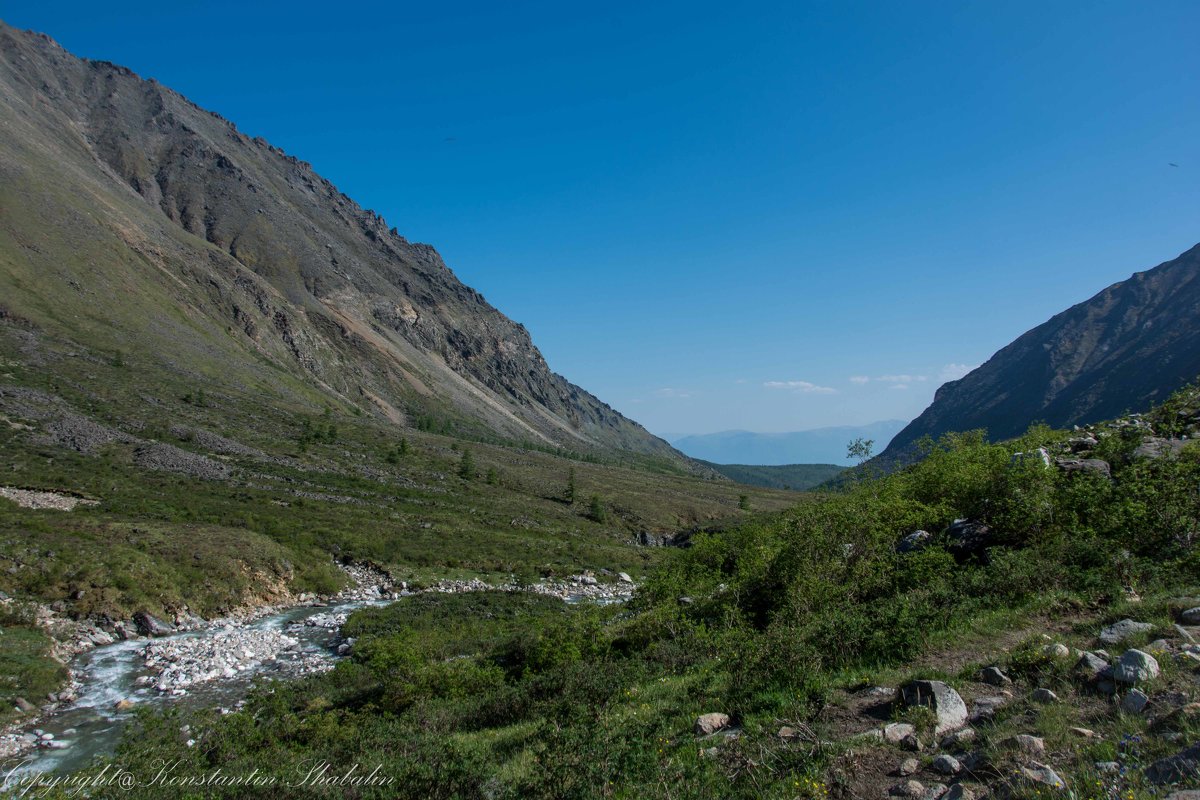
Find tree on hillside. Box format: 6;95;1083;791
458;448;475;480
565;468;577;503
587;495;606;523
847;437;874;465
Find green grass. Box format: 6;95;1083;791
0;603;68;726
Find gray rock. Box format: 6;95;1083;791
900;680;968;735
1122;689;1150;714
897;530;933;554
1075;651;1109;679
940;728;977;750
694;712;731;736
943;785;974;800
969;695;1009;723
1016;762;1067;791
1174;624;1197;643
1094;761;1121;773
13;697;35;713
944;520;993;560
889;780;925;798
618;572;633;584
1055;458;1111;479
1099;619;1154;646
901;733;923;752
1001;734;1046;757
133;611;174;637
1181;607;1200;626
921;783;949;800
1145;741;1200;785
1164;792;1200;800
1042;642;1070;658
931;755;962;775
1132;438;1188;460
1032;688;1058;704
884;722;917;744
979;666;1011;686
1114;649;1160;683
898;758;920;776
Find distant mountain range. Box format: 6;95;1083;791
671;420;907;466
878;242;1200;464
695;461;845;491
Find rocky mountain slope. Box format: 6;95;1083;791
878;242;1200;464
0;21;683;465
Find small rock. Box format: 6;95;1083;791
1001;734;1046;757
889;780;925;798
1164;792;1200;800
979;666;1011;686
931;755;962;775
943;785;974;800
1016;762;1067;791
1114;649;1160;683
940;728;976;749
1122;689;1150;714
1070;727;1096;738
1095;761;1121;773
901;733;923;752
13;697;35;713
113;699;135;712
884;723;917;744
1099;619;1154;646
1075;652;1109;679
898;758;920;776
969;695;1008;723
777;726;801;740
1181;607;1200;626
618;572;633;583
1042;642;1070;658
1032;688;1058;704
694;712;731;736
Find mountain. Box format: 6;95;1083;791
878;242;1200;463
0;22;686;466
671;420;907;466
695;461;845;491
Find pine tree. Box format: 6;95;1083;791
458;448;475;480
587;495;605;523
565;468;577;503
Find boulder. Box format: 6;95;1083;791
1001;734;1046;758
1055;458;1111;479
1145;742;1200;785
889;780;925;798
13;697;35;713
1042;642;1070;658
884;722;917;744
1121;689;1150;714
133;611;174;637
897;530;934;554
1015;762;1067;791
979;666;1011;686
617;572;633;584
943;785;974;800
969;695;1009;723
898;758;920;776
899;680;968;735
931;755;962;775
1074;652;1109;679
1099;619;1154;646
1132;438;1188;460
1032;688;1058;704
944;520;993;561
1181;607;1200;626
694;712;731;736
1114;649;1160;683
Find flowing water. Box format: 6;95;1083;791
7;598;384;777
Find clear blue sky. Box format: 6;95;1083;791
6;1;1198;436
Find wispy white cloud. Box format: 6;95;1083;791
653;387;693;399
889;383;910;391
938;363;976;382
849;375;870;385
764;380;837;394
877;374;928;383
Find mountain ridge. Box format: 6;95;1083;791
0;21;690;467
878;242;1200;463
672;420;906;465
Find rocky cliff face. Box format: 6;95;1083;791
879;242;1200;464
0;22;683;463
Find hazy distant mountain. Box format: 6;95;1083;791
696;461;845;491
878;242;1200;465
0;23;689;466
671;420;907;466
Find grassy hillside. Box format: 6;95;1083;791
698;460;845;491
91;385;1200;799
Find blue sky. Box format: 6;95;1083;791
6;1;1198;436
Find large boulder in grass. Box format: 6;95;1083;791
943;520;993;561
899;680;968;735
1099;619;1154;646
1145;741;1200;785
1114;649;1160;683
